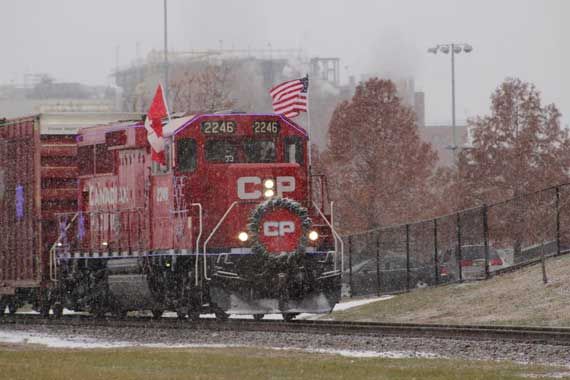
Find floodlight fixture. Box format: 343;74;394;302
427;42;474;164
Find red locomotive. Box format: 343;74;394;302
0;112;343;320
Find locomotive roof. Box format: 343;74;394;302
162;113;308;138
78;113;308;139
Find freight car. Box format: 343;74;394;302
1;112;343;321
0;113;143;316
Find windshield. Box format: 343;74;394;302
205;139;276;163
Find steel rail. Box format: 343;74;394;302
2;315;570;346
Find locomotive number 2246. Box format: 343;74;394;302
253;121;280;134
201;120;236;134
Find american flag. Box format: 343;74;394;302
269;76;309;118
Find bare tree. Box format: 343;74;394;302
194;64;236;112
169;70;195;113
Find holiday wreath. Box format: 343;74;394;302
248;197;312;257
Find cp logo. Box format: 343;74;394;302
237;176;295;200
263;221;295;237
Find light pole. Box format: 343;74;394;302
427;43;473;162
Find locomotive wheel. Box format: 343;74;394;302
113;309;128;319
52;303;64;319
176;309;187;320
38;299;50;318
90;306;106;319
7;301;17;315
282;313;298;322
152;309;164;319
253;314;264;321
214;310;229;322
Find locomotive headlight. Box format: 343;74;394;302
238;232;249;242
264;189;275;198
309;230;319;241
264;179;275;189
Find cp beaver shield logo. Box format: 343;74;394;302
258;208;302;252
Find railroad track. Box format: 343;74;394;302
2;314;570;346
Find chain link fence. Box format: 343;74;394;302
343;184;570;297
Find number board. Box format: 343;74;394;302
201;120;237;134
252;120;280;134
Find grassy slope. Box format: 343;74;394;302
0;346;566;380
331;255;570;326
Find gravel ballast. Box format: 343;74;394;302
1;323;570;367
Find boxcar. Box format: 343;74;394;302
0;113;142;315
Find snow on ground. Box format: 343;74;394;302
13;295;393;320
0;329;438;359
308;348;440;359
163;295;394;321
0;296;412;358
331;295;394;311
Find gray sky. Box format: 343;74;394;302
1;0;568;125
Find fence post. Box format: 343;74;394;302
348;235;353;298
483;205;490;279
456;213;463;283
433;218;439;285
556;186;561;256
406;224;410;291
376;232;381;296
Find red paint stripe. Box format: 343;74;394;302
269;79;300;97
271;84;303;102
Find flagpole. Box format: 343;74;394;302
160;83;172;123
163;0;169;103
306;74;312;168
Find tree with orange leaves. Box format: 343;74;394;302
322;78;438;231
458;78;570;207
457;78;570;256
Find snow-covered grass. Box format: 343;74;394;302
0;341;563;380
330;254;570;326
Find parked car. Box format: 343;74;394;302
345;255;436;296
440;245;506;281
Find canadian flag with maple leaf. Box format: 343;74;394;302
145;84;170;165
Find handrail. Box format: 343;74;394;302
49;208;147;281
191;203;203;286
49;212;81;282
202;201;238;281
312;201;344;273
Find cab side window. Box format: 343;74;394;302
284;137;304;164
177;138;197;173
205;140;240;163
244;140;276;163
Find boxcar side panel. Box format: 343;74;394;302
0;117;41;293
